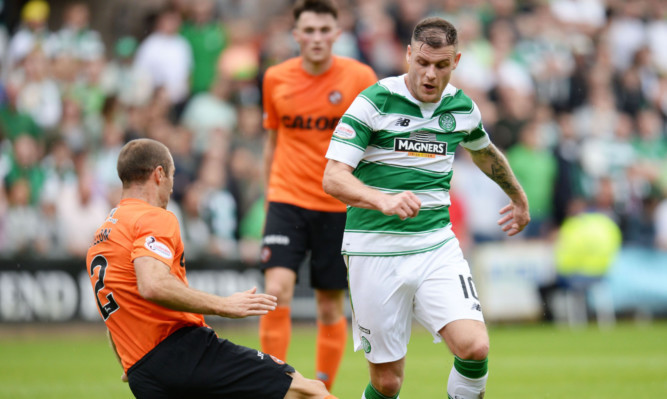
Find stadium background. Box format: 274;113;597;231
0;0;666;397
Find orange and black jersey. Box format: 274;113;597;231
86;198;206;372
263;55;377;212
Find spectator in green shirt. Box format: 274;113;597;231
506;120;558;238
180;0;228;94
0;80;43;142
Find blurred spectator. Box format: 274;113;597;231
49;2;105;61
55;151;109;257
180;0;228;94
646;1;667;74
452;149;508;243
506;120;558;238
0;177;40;256
217;19;261;105
92;114;125;205
180;74;237;154
4;134;45;205
355;4;404;78
655;194;667;251
549;0;606;36
197;141;238;259
134;7;192;106
69;54;107;142
539;203;622;323
606;0;647;73
167;124;199;203
331;6;362;60
180;181;213;259
4;0;52;76
14;48;62;131
229;104;263;218
100;36;154;107
57;96;86;150
552;111;585;226
0;78;42;141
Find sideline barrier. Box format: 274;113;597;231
471;243;667;322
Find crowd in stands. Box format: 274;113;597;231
0;0;666;263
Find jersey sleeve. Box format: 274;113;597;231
326;92;377;168
262;67;279;131
131;209;180;265
460;100;491;151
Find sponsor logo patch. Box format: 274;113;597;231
263;235;290;246
395;117;411;127
394;131;447;158
260;247;271;263
329;90;343;104
358;324;371;335
144;236;173;259
333;122;356;140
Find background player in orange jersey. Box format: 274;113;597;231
86;138;337;399
260;0;377;391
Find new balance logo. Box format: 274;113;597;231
395;118;411;127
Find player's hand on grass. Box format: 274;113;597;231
497;201;530;236
220;287;278;318
121;372;128;383
379;191;421;220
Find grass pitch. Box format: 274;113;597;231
0;321;666;398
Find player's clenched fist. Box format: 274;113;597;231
219;287;278;318
379;191;421;220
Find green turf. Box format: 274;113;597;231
1;321;666;398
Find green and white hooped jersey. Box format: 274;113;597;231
325;75;491;256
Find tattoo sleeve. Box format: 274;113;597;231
469;144;523;198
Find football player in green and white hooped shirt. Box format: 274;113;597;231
323;17;530;399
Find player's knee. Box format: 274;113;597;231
373;373;403;396
264;281;294;304
315;293;344;322
459;339;489;361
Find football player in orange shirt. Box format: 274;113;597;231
87;138;337;399
260;0;377;391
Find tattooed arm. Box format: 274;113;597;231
467;143;531;236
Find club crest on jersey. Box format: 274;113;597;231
144;236;173;259
394;131;447;158
439;113;456;132
333;122;356;139
361;336;372;353
328;90;342;104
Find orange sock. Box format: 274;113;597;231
316;317;347;390
324;395;338;399
259;306;291;362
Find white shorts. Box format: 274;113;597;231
346;237;484;364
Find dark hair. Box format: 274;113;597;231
117;139;172;187
412;17;458;49
293;0;338;21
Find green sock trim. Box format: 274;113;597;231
454;356;488;379
364;382;399;399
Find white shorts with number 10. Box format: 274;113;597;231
346;237;485;364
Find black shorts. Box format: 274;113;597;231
127;326;295;399
260;202;347;290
